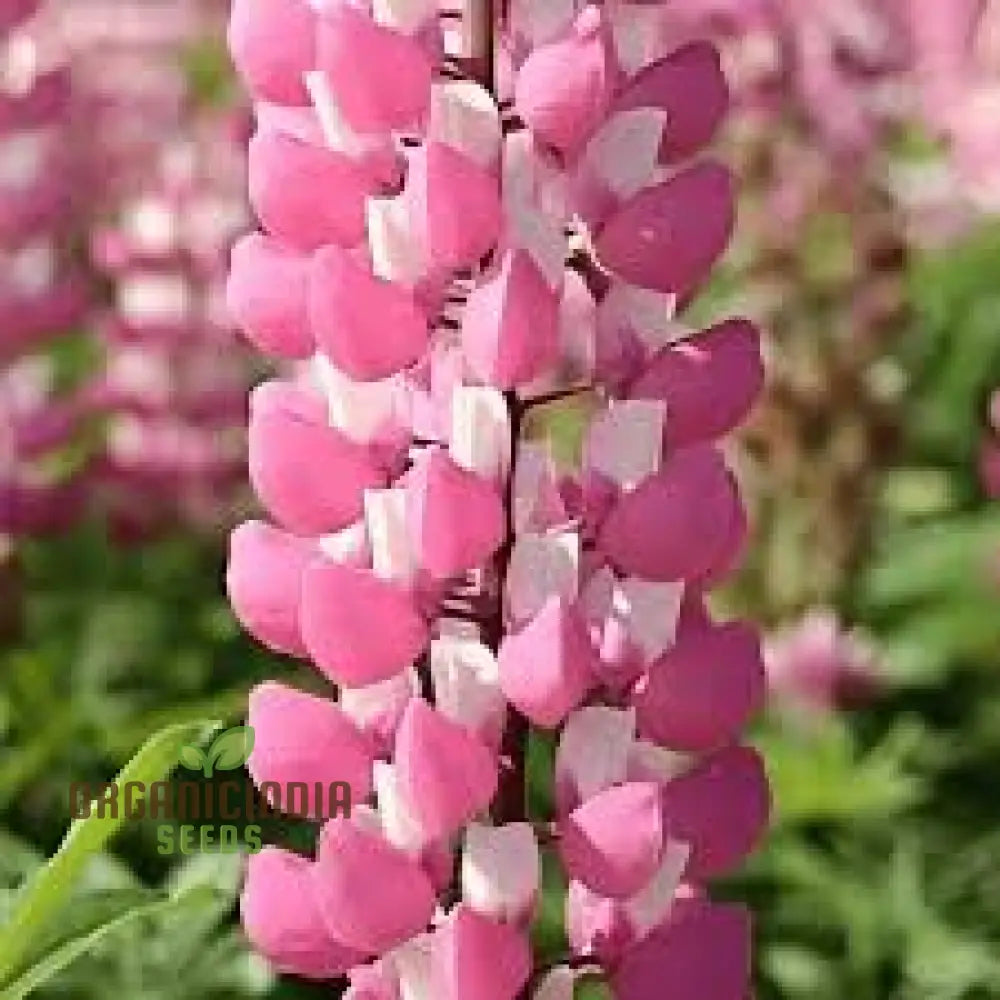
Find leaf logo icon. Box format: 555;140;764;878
178;725;255;778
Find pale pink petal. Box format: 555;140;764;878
405;448;505;578
226;232;313;359
555;706;635;814
394;699;499;840
300;561;429;687
241;848;364;979
314;818;437;954
227;0;316;106
461;250;561;389
249;379;388;534
226;520;312;657
432;907;532;1000
248;681;374;817
515;6;614;156
560;781;664;898
498;596;598;727
310;245;430;381
462;822;540;923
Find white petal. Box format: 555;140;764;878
339;668;419;731
365;487;416;582
311;353;402;442
430;636;506;746
374;760;429;853
614;578;684;664
533;967;577;1000
598;281;682;353
511;442;566;534
430;81;501;167
462;822;540;922
372;0;437;33
449;385;511;480
556;706;636;805
505;529;579;624
627;740;696;784
387;933;436;1000
585;399;665;490
583;108;668;201
367;195;426;284
625;840;691;939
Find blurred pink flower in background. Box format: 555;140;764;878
765;608;882;715
980;388;1000;499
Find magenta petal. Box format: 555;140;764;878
314;819;437;954
612;41;729;163
659;745;770;879
613;897;751;1000
597;446;743;582
630;318;763;449
227;233;313;359
408;142;501;271
228;0;316;106
316;3;432;133
461;251;560;389
514;7;613;156
226;521;312;657
249;380;387;534
248;682;374;816
395;699;498;840
241;848;365;979
310;246;430;381
433;907;531;1000
300;561;429;687
498;597;598;727
405;449;505;579
249;127;372;251
634;618;764;752
560;782;664;899
595;162;734;298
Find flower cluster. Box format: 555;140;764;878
225;0;769;996
64;0;251;536
1;0;89;538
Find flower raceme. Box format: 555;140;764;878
224;0;770;996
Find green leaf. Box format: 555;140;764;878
574;974;613;999
177;744;207;772
205;725;255;775
0;718;219;988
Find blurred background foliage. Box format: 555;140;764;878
3;4;1000;1000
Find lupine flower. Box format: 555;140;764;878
765;608;882;715
63;0;250;535
1;1;89;538
225;0;769;995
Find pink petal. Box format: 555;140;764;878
395;699;499;840
310;245;430;381
560;782;664;898
226;232;313;359
498;596;598;727
630;318;763;449
316;3;433;133
565;879;633;965
659;745;770;879
300;561;429;687
461;251;561;389
612;41;729;163
595;162;734;298
241;848;365;979
432;907;532;1000
228;0;316;106
226;520;312;657
634;617;764;752
405;448;505;579
613;897;751;1000
248;681;374;817
248;126;373;251
406;142;501;272
597;446;743;582
514;6;614;156
249;379;388;535
314;819;437;954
